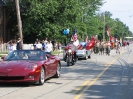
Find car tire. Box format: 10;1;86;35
54;63;61;78
88;55;91;59
84;53;88;60
38;67;45;85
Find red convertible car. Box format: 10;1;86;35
0;50;61;85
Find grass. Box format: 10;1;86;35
0;52;8;57
51;51;58;55
51;50;63;55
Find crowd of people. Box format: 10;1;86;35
6;37;63;55
32;38;62;55
93;39;131;55
6;36;132;58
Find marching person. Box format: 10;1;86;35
115;41;120;54
104;41;110;56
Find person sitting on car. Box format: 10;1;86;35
19;52;28;59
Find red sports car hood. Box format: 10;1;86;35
0;61;40;76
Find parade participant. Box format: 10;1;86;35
16;38;22;50
106;41;111;55
7;41;14;53
99;41;104;55
115;41;120;54
63;40;77;62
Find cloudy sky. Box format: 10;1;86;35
100;0;133;32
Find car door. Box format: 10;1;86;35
43;54;53;78
44;55;56;77
48;56;57;76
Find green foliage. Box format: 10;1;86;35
5;0;132;44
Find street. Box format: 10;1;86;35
0;45;133;99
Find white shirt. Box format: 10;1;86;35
30;45;34;50
36;43;42;49
45;44;52;52
49;43;53;52
73;39;79;47
8;45;13;53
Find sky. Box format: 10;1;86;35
100;0;133;33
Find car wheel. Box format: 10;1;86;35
84;53;88;60
88;55;91;59
38;67;45;85
54;63;61;78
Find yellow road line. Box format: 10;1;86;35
73;51;125;99
72;80;90;94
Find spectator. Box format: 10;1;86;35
52;39;55;50
44;38;48;45
49;40;53;52
36;41;42;50
42;40;45;50
57;42;62;56
30;44;34;50
45;41;52;55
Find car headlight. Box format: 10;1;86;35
68;49;72;53
25;64;37;70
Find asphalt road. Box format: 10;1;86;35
0;45;133;99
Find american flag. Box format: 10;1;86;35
77;42;87;50
77;44;83;50
71;28;78;42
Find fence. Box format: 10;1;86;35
0;44;33;53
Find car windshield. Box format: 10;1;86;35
5;50;46;61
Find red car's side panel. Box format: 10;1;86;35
44;55;58;77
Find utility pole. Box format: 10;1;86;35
103;12;105;41
15;0;23;49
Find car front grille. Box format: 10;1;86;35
0;76;24;80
